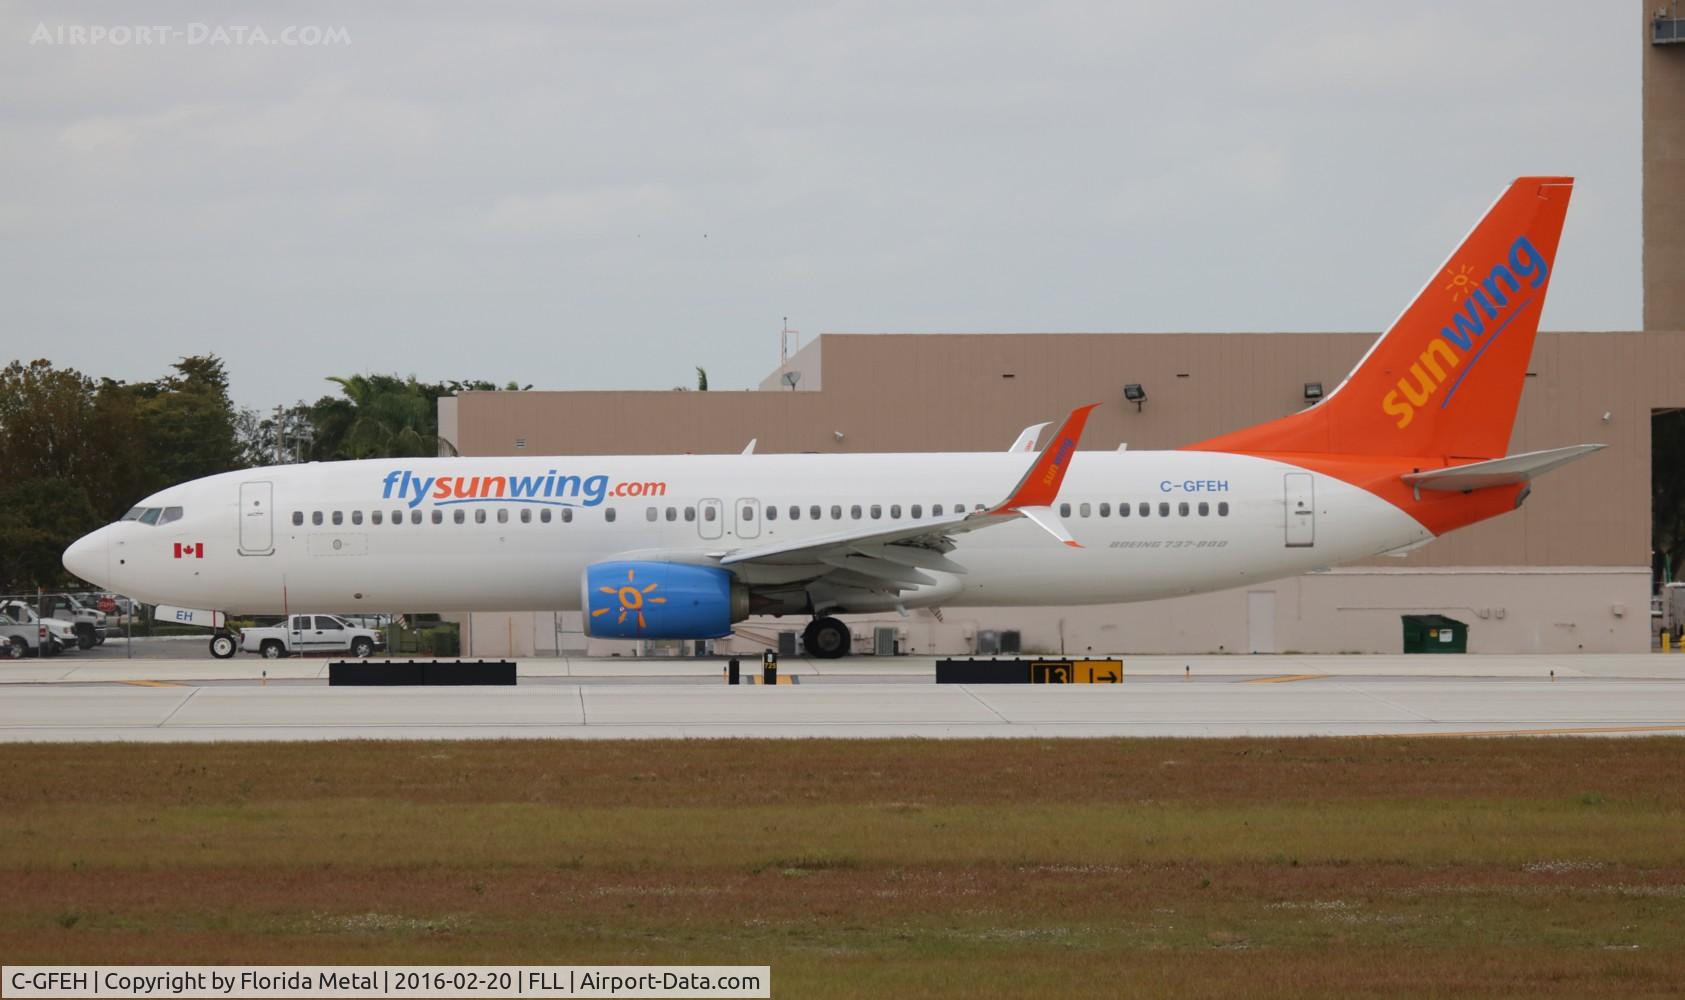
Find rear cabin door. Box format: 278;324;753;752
239;481;274;555
1283;473;1315;548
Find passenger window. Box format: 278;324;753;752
332;511;343;526
454;510;465;524
562;508;573;523
789;506;800;521
766;506;777;521
497;509;508;524
666;507;677;522
158;506;184;525
891;504;901;518
851;505;862;520
540;509;552;523
394;509;404;524
1059;503;1071;517
371;511;383;525
1139;502;1150;517
646;507;659;522
1219;501;1230;516
292;511;303;526
1178;502;1189;516
1119;502;1130;517
703;506;716;522
1198;502;1209;516
1080;503;1091;518
870;504;881;519
411;510;422;524
313;511;324;526
831;505;842;520
351;510;363;525
474;509;487;524
742;505;755;521
912;504;922;519
606;508;617;523
809;505;821;520
432;510;443;524
684;507;696;522
1159;502;1171;517
1099;502;1110;517
933;504;944;517
520;509;532;523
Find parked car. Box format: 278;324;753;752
38;594;108;649
239;614;385;659
0;601;78;657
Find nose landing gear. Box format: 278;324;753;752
802;616;851;659
209;630;237;659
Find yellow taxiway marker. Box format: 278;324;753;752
1243;673;1327;684
119;680;184;688
1409;724;1685;738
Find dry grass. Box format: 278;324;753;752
3;738;1684;997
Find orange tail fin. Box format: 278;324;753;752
1190;177;1573;460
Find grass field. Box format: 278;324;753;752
3;738;1684;997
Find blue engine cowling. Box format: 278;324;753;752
581;561;749;639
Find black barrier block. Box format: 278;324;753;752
327;660;516;686
424;660;516;685
935;658;1030;684
329;660;425;686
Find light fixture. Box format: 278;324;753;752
1303;382;1324;401
1123;384;1146;412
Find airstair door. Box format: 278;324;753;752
239;481;274;555
1283;473;1315;548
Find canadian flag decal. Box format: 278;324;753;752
173;542;204;559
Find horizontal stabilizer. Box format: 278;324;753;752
1400;444;1604;492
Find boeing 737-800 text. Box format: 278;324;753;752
63;177;1599;658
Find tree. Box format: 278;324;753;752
0;478;101;591
696;367;709;391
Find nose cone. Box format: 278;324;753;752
63;528;110;587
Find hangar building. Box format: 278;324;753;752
441;7;1685;657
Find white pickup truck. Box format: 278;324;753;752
239;614;385;659
0;601;79;657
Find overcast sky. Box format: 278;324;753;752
2;2;1640;411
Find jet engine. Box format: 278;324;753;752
581;561;749;639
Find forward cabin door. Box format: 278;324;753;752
239;481;274;555
1283;473;1315;548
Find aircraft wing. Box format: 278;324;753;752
715;405;1098;592
1400;444;1604;492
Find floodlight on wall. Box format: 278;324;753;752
1303;381;1324;402
1123;383;1146;412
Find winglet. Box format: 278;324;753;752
1007;422;1049;453
989;404;1099;512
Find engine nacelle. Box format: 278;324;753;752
581;561;749;639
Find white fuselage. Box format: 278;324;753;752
67;450;1431;615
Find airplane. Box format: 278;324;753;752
63;176;1600;659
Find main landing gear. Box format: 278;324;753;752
209;629;237;660
802;616;851;659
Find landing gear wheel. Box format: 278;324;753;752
805;616;851;659
209;632;237;660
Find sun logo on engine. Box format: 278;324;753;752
592;567;666;630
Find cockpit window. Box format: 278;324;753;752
157;506;184;526
138;507;162;526
122;507;145;521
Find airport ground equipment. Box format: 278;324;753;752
1401;614;1469;653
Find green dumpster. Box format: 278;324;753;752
1401;614;1468;653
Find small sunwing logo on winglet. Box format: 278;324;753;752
1380;235;1549;430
